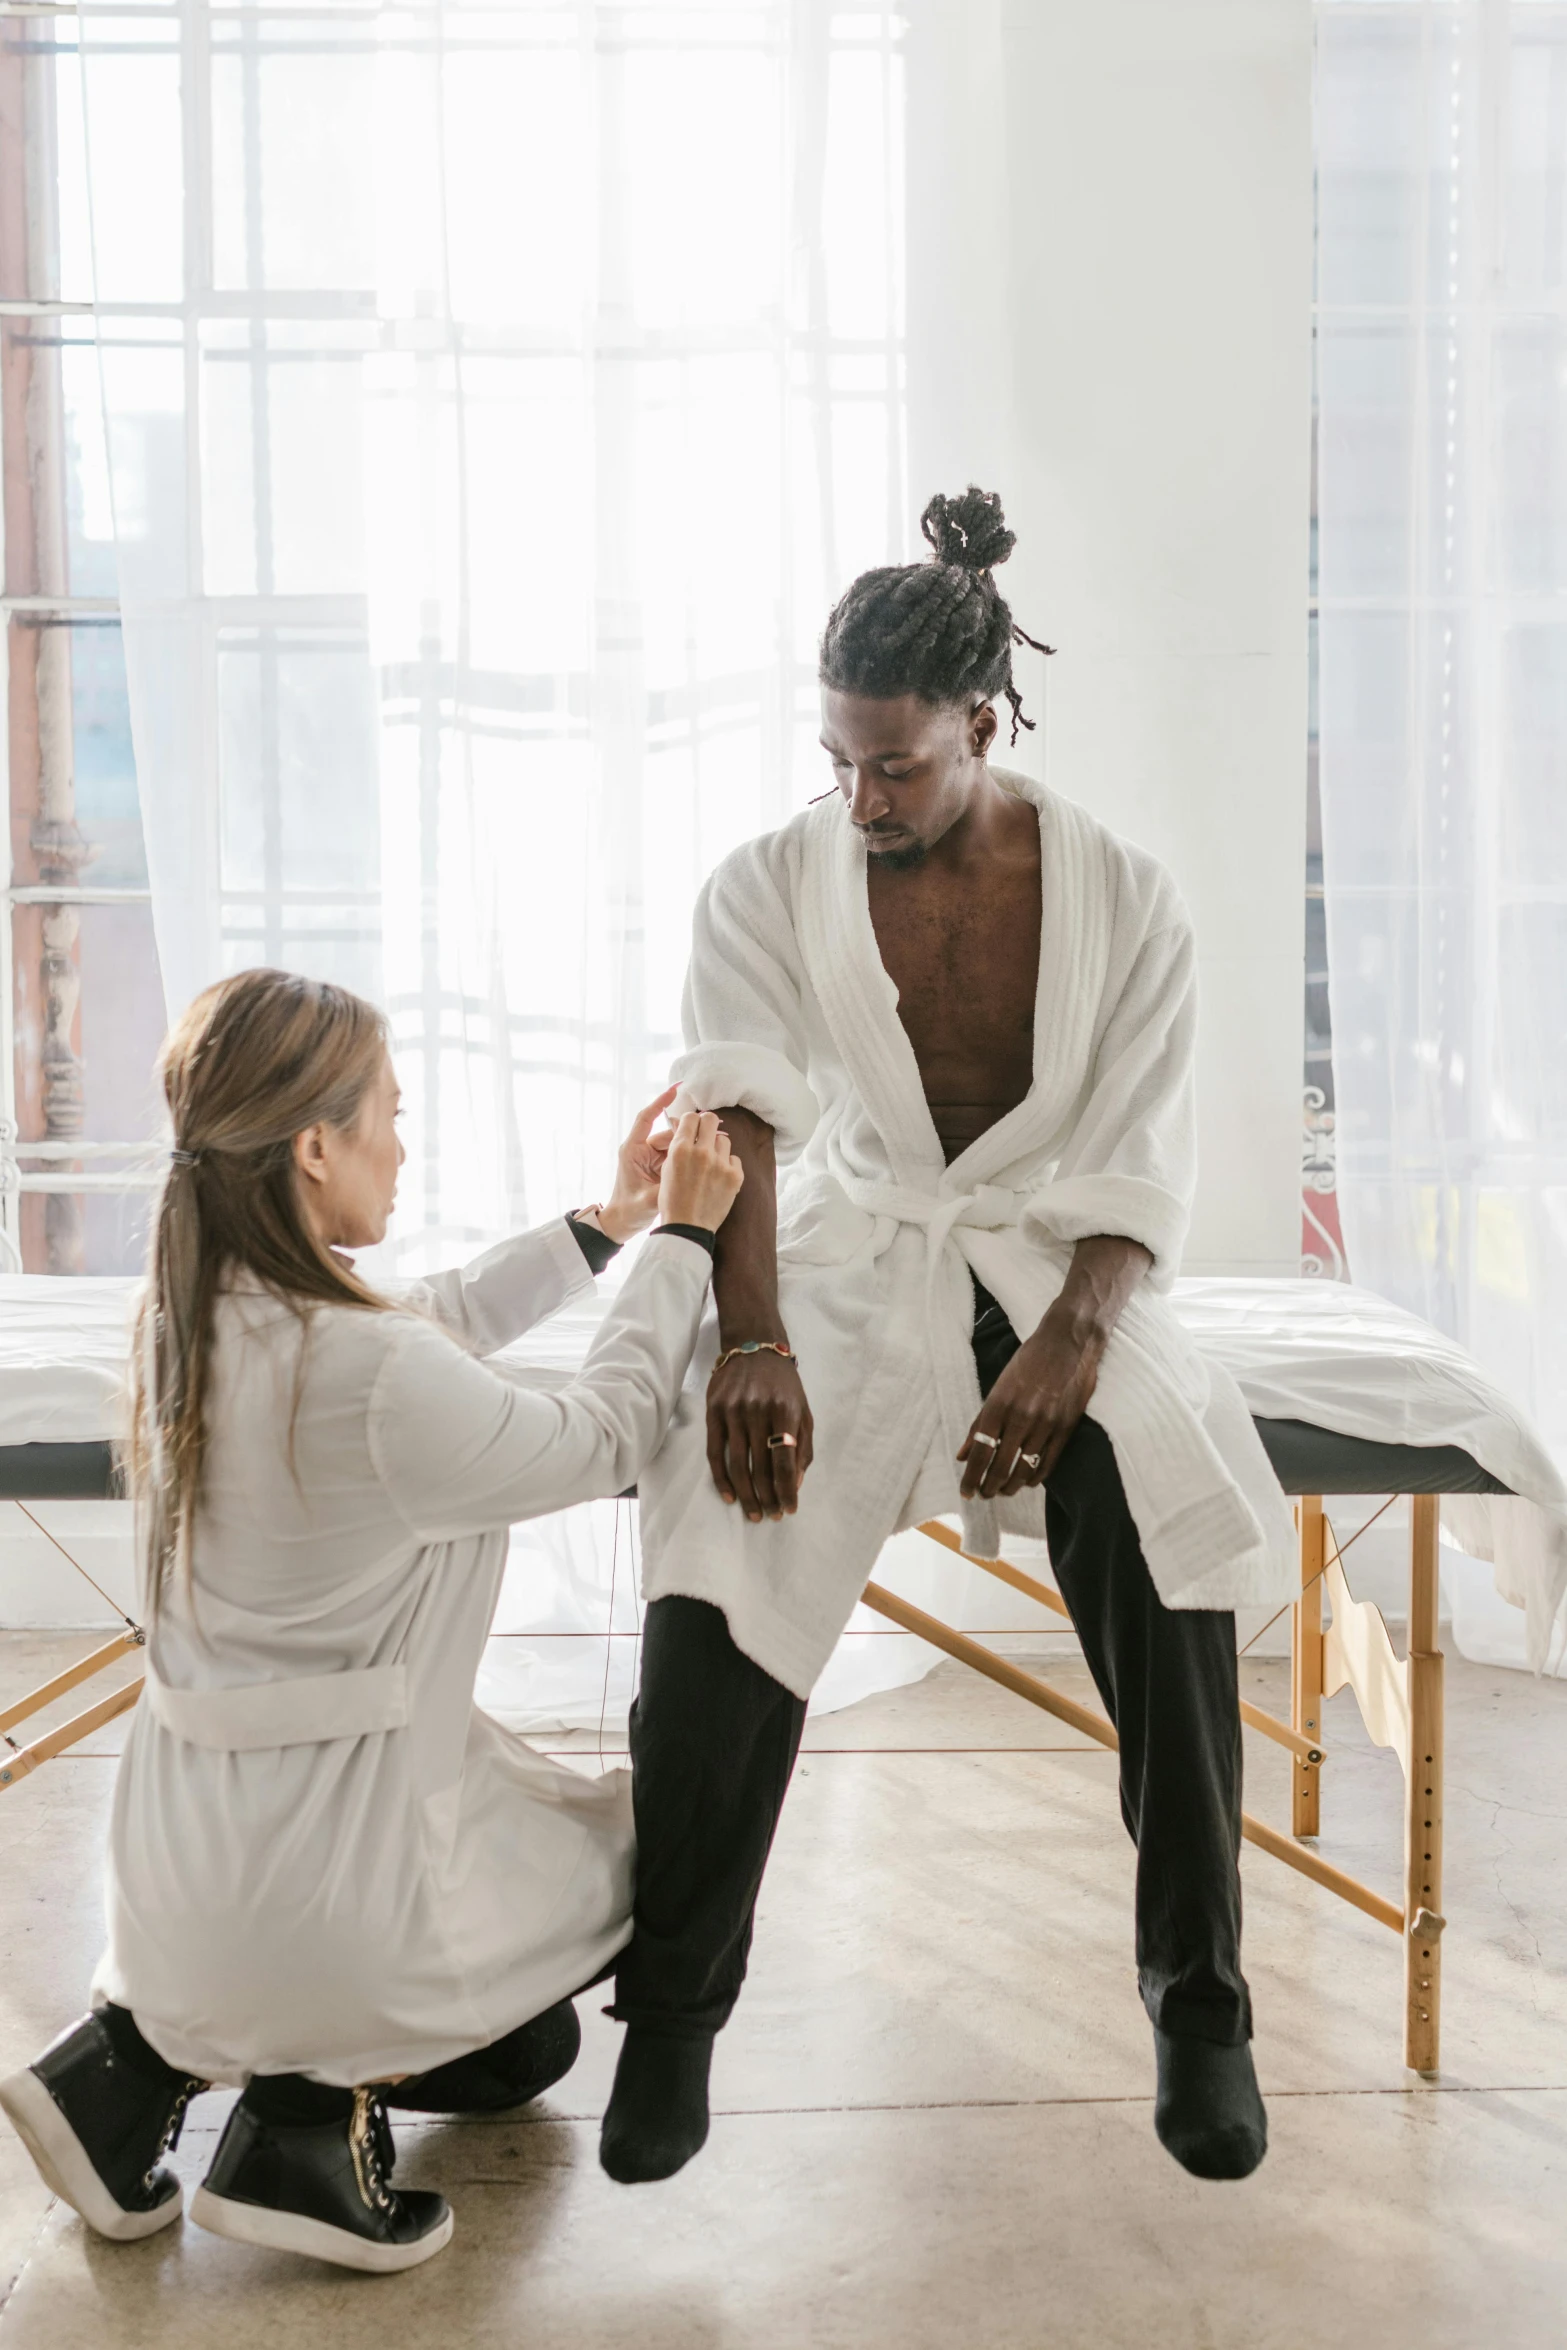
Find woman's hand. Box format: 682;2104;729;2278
599;1086;679;1243
657;1109;745;1234
707;1351;814;1522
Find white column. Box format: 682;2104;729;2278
911;0;1314;1275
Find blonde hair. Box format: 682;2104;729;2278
126;967;391;1617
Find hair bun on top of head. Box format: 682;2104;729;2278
818;482;1050;751
920;485;1016;574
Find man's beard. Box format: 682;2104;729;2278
863;834;929;874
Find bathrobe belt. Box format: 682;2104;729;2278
838;1176;1026;1332
838;1179;1030;1502
838;1177;1023;1265
143;1662;409;1750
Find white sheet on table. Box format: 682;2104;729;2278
0;1273;614;1440
1172;1276;1567;1669
0;1276;137;1444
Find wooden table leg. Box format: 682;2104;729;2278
1404;1493;1445;2073
0;1675;141;1789
1292;1495;1325;1837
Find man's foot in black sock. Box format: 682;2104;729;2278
1153;2029;1267;2180
599;2031;712;2185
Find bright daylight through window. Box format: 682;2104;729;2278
2;1;908;1275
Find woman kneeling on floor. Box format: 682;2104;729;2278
0;967;741;2273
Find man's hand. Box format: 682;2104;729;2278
707;1351;815;1523
958;1234;1154;1500
958;1304;1105;1499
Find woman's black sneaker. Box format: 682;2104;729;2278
387;1998;582;2115
191;2084;452;2273
0;2011;204;2241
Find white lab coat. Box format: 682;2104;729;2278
92;1222;711;2088
643;769;1299;1700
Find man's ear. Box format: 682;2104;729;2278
292;1122;330;1190
971;699;999;759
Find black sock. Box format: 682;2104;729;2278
96;2003;191;2092
241;2073;355;2129
599;2030;713;2185
1153;2029;1268;2180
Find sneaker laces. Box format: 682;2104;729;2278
349;2088;398;2215
142;2077;206;2191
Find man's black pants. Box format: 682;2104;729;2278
612;1280;1252;2048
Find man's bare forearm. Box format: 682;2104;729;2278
710;1107;787;1346
1044;1234;1154;1351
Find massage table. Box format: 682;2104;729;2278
0;1280;145;1795
3;1270;1563;2077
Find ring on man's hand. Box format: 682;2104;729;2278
766;1432;798;1450
970;1430;999;1451
1017;1450;1042;1471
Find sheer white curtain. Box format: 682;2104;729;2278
79;0;911;1242
77;0;1011;1722
1316;1;1567;1663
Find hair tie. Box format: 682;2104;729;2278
170;1147;202;1169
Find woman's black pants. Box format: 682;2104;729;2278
612;1281;1252;2048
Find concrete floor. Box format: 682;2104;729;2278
2;1627;1565;2347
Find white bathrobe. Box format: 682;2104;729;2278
642;768;1299;1700
93;1223;712;2088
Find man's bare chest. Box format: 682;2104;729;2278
867;866;1042;1137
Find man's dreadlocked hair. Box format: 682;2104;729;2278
818;486;1053;747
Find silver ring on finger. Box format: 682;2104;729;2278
970;1430;1000;1452
1017;1450;1042;1471
766;1432;797;1450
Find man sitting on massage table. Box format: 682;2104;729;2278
597;486;1301;2189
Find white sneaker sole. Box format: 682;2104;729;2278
0;2066;182;2243
190;2184;454;2273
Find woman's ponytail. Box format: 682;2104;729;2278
126;969;389;1618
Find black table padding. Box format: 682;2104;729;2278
1252;1418;1512;1497
0;1428;1513;1506
0;1441;121;1500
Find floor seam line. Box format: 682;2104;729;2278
380;2080;1567;2130
0;2196;55;2327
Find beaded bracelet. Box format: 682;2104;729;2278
711;1339;798;1377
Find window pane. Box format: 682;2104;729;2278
1501;627;1567;892
216;633;381;997
200;324;371;599
210;33;377;295
73;625;145;890
10;903;163;1274
1316;325;1413;599
1494;322;1567;593
78;35;185;305
62;340;119;597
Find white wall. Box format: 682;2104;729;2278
910;0;1315;1274
0;1501;136;1626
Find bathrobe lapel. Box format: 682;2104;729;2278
795;794;943;1189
